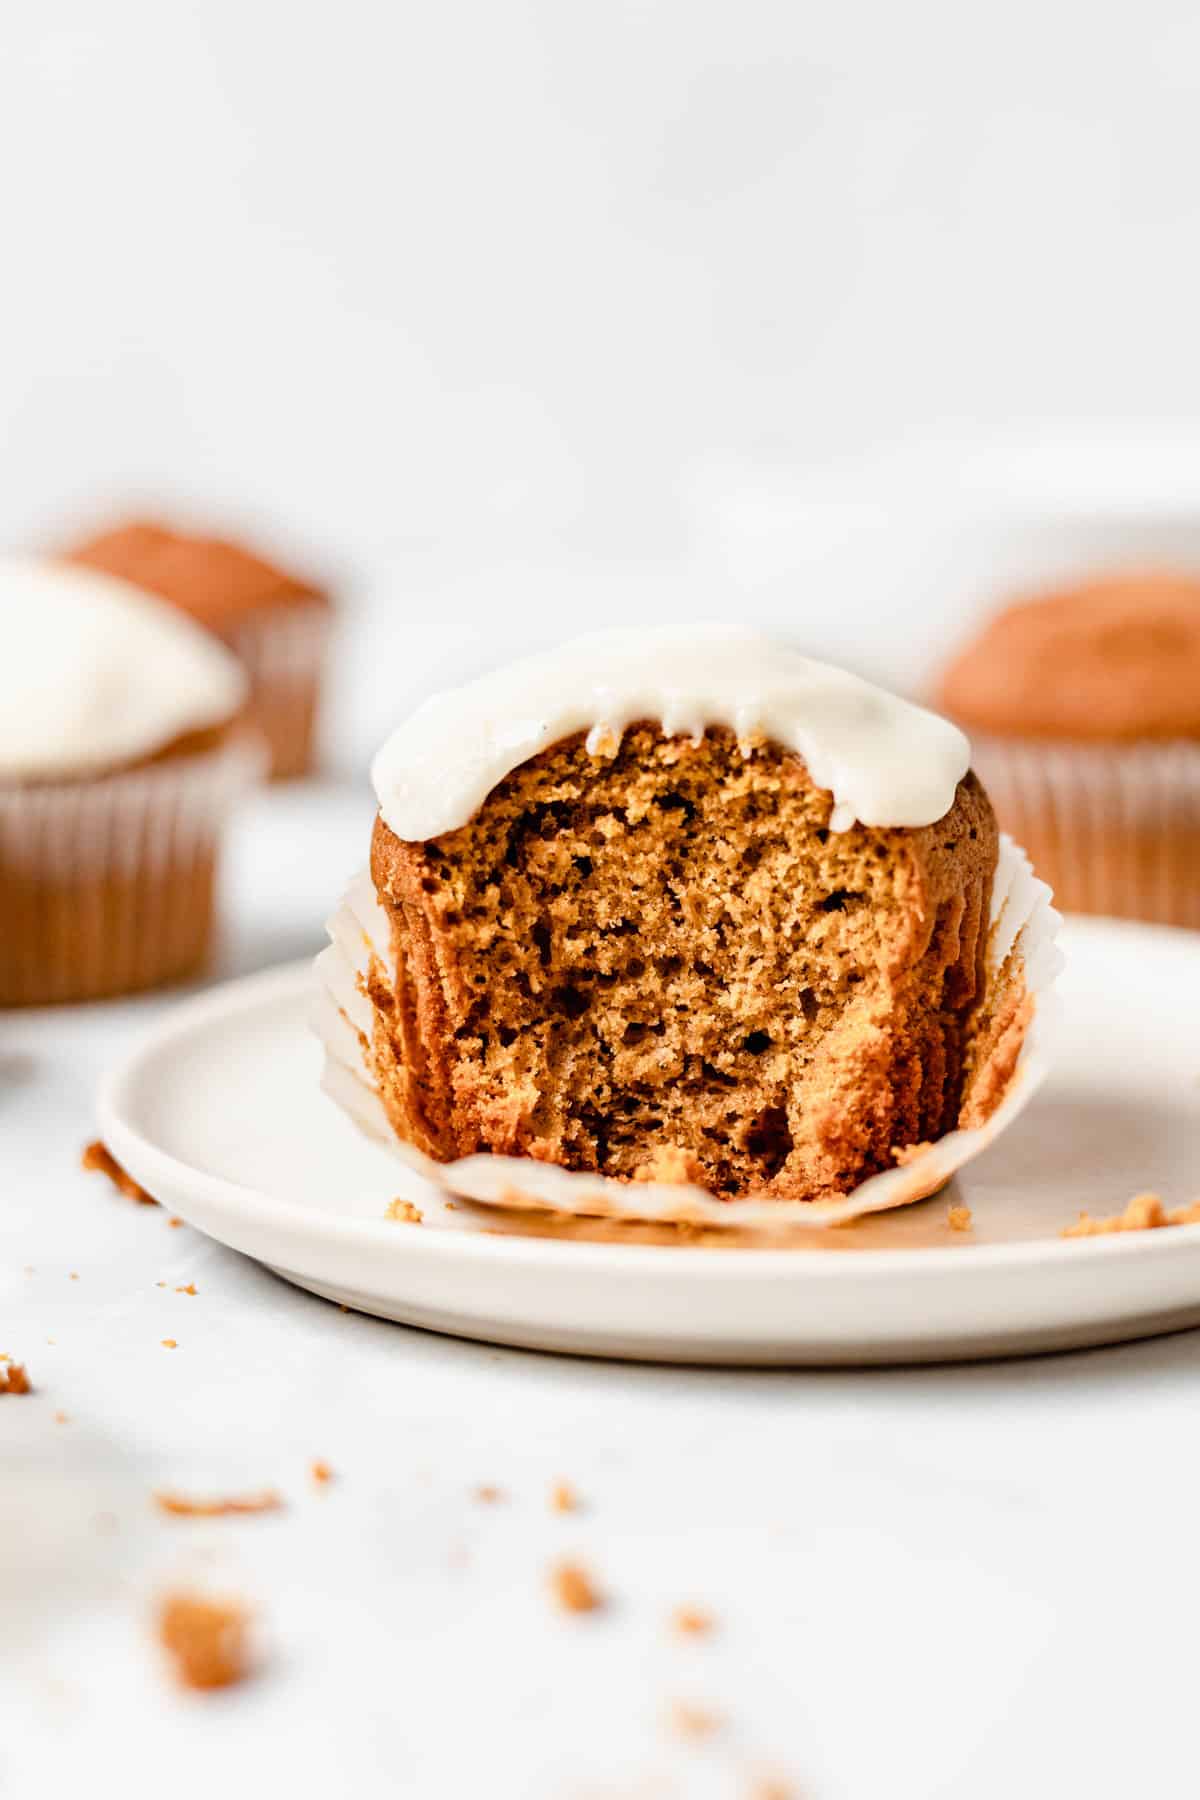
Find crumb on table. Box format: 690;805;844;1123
155;1489;284;1518
0;1362;31;1395
311;1460;334;1486
671;1605;715;1638
158;1591;252;1690
549;1479;579;1514
474;1484;504;1505
385;1198;423;1224
550;1560;603;1614
82;1139;156;1205
161;1339;178;1350
665;1698;723;1740
947;1204;973;1232
1063;1192;1200;1238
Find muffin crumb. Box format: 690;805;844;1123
385;1198;423;1224
175;1283;198;1295
161;1338;178;1350
947;1204;973;1232
312;1460;334;1486
474;1484;504;1505
666;1699;722;1740
893;1142;934;1167
549;1479;580;1514
550;1560;603;1613
0;1362;31;1395
633;1144;706;1186
155;1490;283;1518
671;1606;715;1638
1064;1192;1200;1236
158;1591;252;1690
82;1139;157;1205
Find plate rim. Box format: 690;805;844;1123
96;929;1200;1283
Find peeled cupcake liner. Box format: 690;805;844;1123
0;734;264;1003
315;835;1063;1230
967;735;1200;929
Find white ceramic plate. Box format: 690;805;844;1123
97;917;1200;1365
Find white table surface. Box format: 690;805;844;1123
4;780;1199;1800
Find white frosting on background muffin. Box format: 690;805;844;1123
0;560;248;780
372;622;971;840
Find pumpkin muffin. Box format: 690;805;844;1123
936;571;1200;925
65;521;331;779
318;625;1049;1209
0;560;261;1005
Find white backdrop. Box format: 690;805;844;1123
4;1;1200;763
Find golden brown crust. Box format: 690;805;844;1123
362;727;1009;1203
65;522;327;628
936;571;1200;742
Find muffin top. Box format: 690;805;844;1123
65;521;327;629
0;560;247;781
937;571;1200;742
371;622;970;840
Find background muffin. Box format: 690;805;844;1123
0;560;261;1005
936;571;1200;925
65;522;331;780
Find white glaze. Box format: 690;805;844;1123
0;559;247;780
370;623;971;841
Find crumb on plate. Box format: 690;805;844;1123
549;1479;580;1514
311;1460;334;1486
474;1484;504;1504
175;1283;197;1295
158;1591;252;1690
161;1339;178;1350
550;1560;603;1614
385;1198;423;1223
947;1204;973;1232
0;1362;31;1395
1063;1192;1200;1238
82;1139;157;1205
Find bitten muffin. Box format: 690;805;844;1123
320;625;1040;1207
936;571;1200;925
0;560;260;1005
65;521;331;779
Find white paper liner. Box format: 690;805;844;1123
314;836;1062;1229
968;735;1200;928
226;603;331;778
0;735;264;1003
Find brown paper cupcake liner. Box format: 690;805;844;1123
224;604;331;780
0;738;262;1006
968;736;1200;927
